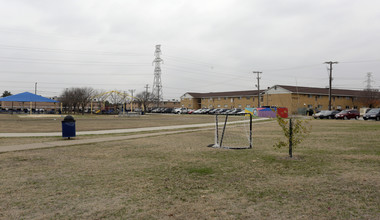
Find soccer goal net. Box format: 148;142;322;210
208;113;253;150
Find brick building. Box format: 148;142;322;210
181;85;376;114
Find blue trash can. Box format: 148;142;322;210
62;115;76;139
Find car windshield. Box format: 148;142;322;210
323;111;332;114
340;110;349;114
367;108;380;114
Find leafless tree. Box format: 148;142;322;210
59;87;95;114
135;91;154;112
78;87;95;115
360;89;380;108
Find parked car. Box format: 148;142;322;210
335;109;360;120
363;108;380;121
319;110;340;119
313;110;326;119
174;107;188;114
192;109;203;114
215;109;228;114
209;109;220;114
200;108;211;114
222;108;242;115
162;108;174;113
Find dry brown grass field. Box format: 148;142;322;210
0;115;379;219
0;114;231;133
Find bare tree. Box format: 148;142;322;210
135;91;154;112
59;87;95;114
78;87;95;115
59;88;73;114
360;89;380;108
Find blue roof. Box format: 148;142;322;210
0;92;59;103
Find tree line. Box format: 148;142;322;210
58;87;155;114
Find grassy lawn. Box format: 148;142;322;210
0;119;379;219
0;114;240;133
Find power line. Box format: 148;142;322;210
0;56;149;66
0;70;151;76
0;44;150;57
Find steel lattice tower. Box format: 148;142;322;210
152;45;163;107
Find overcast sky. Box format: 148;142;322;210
0;0;379;99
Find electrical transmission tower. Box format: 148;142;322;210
152;45;163;107
365;72;374;90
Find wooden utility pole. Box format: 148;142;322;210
144;84;149;112
129;89;135;112
253;71;262;107
324;61;338;110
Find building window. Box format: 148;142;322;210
218;97;221;100
224;104;228;108
246;97;250;100
308;94;313;98
238;104;242;108
231;98;234;103
247;104;251;108
260;97;263;102
308;104;312;108
238;97;242;100
346;106;350;109
317;105;322;109
224;97;227;100
217;104;221;108
337;105;342;110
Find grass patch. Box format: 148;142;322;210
187;167;214;175
0;119;379;219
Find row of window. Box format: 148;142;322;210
306;104;358;110
203;97;253;101
307;94;354;100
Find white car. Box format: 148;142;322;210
174;108;188;114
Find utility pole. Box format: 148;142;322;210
144;84;150;112
144;84;149;97
253;71;262;108
324;61;338;110
34;82;37;112
129;89;135;112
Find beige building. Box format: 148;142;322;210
181;85;375;114
181;90;262;110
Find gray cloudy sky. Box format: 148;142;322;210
0;0;379;99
